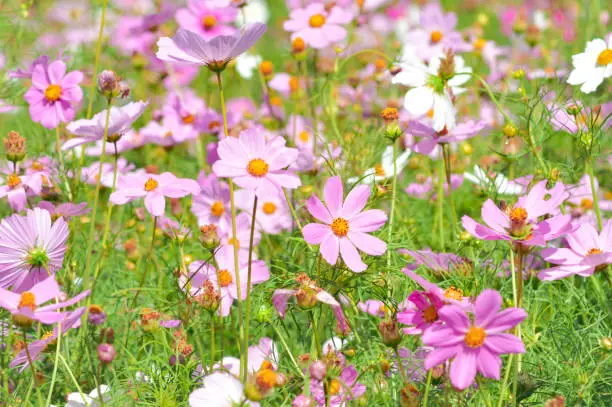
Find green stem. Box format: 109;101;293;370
271;323;304;378
55;126;73;201
23;328;44;406
586;161;603;230
442;144;457;236
131;216;158;306
423;369;433;407
437;159;446;250
45;317;63;406
497;354;514;407
386;139;397;269
210;313;216;370
242;195;258;383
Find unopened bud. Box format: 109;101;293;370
566;104;581;116
100;327;115;344
259;61;274;78
309;360;327;381
389;66;402;76
98;70;120;96
88;304;107;326
503;123;518;138
512;69;525;79
97;343;117;364
4;131;26;164
378;319;401;348
601;337;612;350
292;37;306;58
199;224;219;250
525;25;540;47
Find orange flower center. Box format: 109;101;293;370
331;218;349;237
473;38;486;51
227;237;240;249
329;379;341;395
289;76;299;93
144;178;159;192
31;161;44;171
247;158;269;177
270;96;283;106
211;201;225;217
309;13;326;28
587;248;602;256
580;198;593;210
430;30;443;44
18;292;36;311
444;286;463;301
217;269;233;287
182;114;195;124
426;108;434;118
464;326;486;348
263;202;277;214
422;305;439;323
208;121;221;131
374;163;385;177
89;304;103;314
509;207;528;224
299;131;310;142
44;84;62;102
7;174;22;189
255;368;278;391
596;49;612;66
202;15;217;30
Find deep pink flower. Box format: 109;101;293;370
175;0;237;40
213;128;301;194
399;249;469;275
538;220;612;280
310;365;365;406
283;3;353;49
109;172;199;217
462;180;572;246
303;176;387;272
407;119;488;156
23;60;83;129
422;289;526;390
0;208;68;292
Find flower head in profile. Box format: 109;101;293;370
62;101;148;150
283;3;353;49
38;201;90;220
303;176;387;272
407;119;487;156
538;219;612;281
23;59;83;129
213;128;301;194
422;289;526;390
110;172;199;217
463;165;527;196
567;36;612;93
156;23;267;72
462;180;572;246
0;208;68;292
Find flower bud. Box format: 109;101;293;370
503;123;518;138
512;69;525;79
117;81;131;99
4;131;26;164
199;224;220;250
100;327;115;344
88;304;107;326
259;61;274;78
295;287;318;309
389;66;402;76
566;104;581;116
378;319;401;348
309;360;327;381
399;384;420;407
292;37;306;59
98;70;120;97
601;337;612;350
195;280;221;312
97;343;116;364
255;303;274;323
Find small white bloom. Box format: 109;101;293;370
322;337;347;355
235;0;269;25
567;37;612;93
235;53;262;79
348;146;411;185
464;165;525;195
189;372;257;407
66;385;111;407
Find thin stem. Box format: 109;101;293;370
82;102;112;290
393;347;407;382
55;126;73;201
442;144;457;236
271;323;304;378
216;71;245;381
45;322;62;406
423;369;433;407
242;195;258;383
437;159;446;250
131;216;158;306
586;161;603;230
23;328;44;406
210;313;216;370
386;139;398;269
283;189;304;234
496;354;514;407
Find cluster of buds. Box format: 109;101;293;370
199;224;219;250
245;361;286;402
4;131;26;166
97;70;130;101
380;107;402;141
194;280;221;313
171;329;194;361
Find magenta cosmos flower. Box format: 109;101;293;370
310;365;365;407
175;0;237;40
63;101;148;150
38;201;90;220
283;3;353;49
23;59;83;129
538;219;612;281
462;180;572;246
303;176;387;272
407;119;488;156
156;23;266;72
422;289;526;390
212;128;301;194
0;208;68;292
109;172;199;217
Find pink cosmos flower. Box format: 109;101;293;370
156;23;266;72
399;248;468;275
63;101;149;150
0;172;43;212
79;158;135;188
404;174;463;200
212;128;301;194
38;201;90;220
0;208;68;292
8;55;52;79
422;289;526;390
161;90;206;142
303;176;387;272
538;220;612;281
285;114;323;151
23;59;83;129
189;372;258;407
109;172;199;217
566;174;612;215
212;337;278;377
407;119;488;155
187;246;269;316
235;189;293;235
283;3;353;49
176;0;237;40
191;172;231;229
462;180;572;246
310;365;365;406
85;130;147;156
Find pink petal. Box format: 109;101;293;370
348;210;387;232
449;349;477;390
303;223;331;244
341;185;370;219
323;176;343;218
339;238;367;272
319;233;340;266
305;195;333;224
348;231;386;256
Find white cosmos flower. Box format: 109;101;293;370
66;385;111;407
235;0;269;25
348;145;411;185
189;372;259;407
235;53;262;79
567;37;612;93
464;165;525;195
392;53;471;132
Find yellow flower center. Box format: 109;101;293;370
331;218;349;237
444;286;463;301
227;237;240;249
430;30;443;44
299;131;310;142
144;178;159;192
422;305;439;323
289;76;299;93
31;161;44;171
202;15;217;30
270;96;283;106
263;202;277;214
44;84;62;102
473;38;487;52
329;379;341;395
309;13;326;28
596;49;612;66
211;201;225;217
374;163;385;177
426;108;434;118
7;174;22;189
464;326;487;348
587;248;602;256
18;292;36;311
217;269;233;287
580;198;593;210
247;158;269;177
509;207;528;225
182;114;195;124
